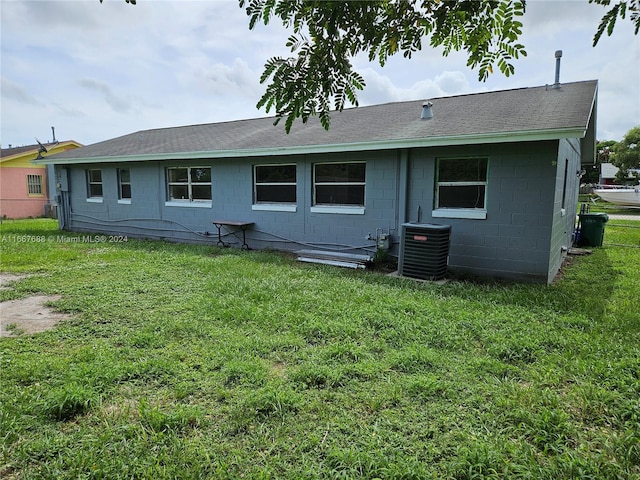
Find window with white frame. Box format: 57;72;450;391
435;157;488;212
27;174;43;195
118;168;131;201
313;162;366;207
254;164;296;204
166;167;211;203
87;169;103;198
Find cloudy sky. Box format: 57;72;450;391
1;0;639;148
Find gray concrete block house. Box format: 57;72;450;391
39;79;597;283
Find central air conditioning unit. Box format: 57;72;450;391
398;223;451;280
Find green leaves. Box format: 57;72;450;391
432;0;527;81
106;0;637;133
611;125;640;183
255;29;365;133
242;0;529;132
590;0;640;46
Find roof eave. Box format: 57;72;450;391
33;128;587;165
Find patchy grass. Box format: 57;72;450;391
1;218;639;479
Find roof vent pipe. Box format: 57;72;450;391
51;126;57;143
552;50;562;89
421;102;433;120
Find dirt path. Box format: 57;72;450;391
0;273;72;337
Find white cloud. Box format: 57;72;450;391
1;77;41;105
358;68;474;106
177;56;261;98
78;78;134;114
523;0;604;36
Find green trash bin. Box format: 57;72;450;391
578;213;609;247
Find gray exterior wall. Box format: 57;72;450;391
405;141;564;282
57;138;577;283
59;150;400;256
547;138;583;282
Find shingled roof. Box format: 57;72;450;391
37;80;597;165
2;140;83;163
1;142;57;160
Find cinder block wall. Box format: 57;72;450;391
60;139;565;283
406;141;559;282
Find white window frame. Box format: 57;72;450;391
118;168;132;204
86;169;103;203
311;161;366;215
27;174;43;196
252;164;297;212
433;157;488;220
165;166;212;207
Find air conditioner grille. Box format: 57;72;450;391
399;223;451;280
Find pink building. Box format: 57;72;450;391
1;141;82;219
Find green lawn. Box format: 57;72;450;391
1;219;638;479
